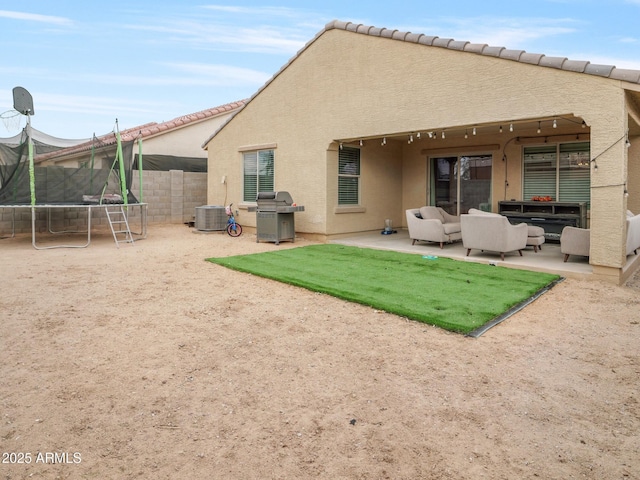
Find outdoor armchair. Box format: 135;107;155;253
405;207;462;248
461;211;528;261
626;211;640;256
560;226;590;262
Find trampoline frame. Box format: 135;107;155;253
0;203;148;249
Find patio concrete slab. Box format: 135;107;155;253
330;229;593;279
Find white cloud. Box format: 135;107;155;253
0;10;72;26
71;63;270;89
200;5;305;19
581;55;640;70
122;4;324;55
126;22;308;55
159;63;272;86
34;92;164;117
406;16;579;49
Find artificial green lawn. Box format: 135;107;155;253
207;244;560;334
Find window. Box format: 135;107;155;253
338;146;360;205
243;149;274;202
523;142;590;205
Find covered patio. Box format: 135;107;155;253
330;229;615;280
205;20;640;283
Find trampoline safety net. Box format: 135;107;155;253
0;128;138;205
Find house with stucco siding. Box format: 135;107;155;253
38;100;245;170
203;20;640;284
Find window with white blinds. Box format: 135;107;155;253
523;142;590;205
243;149;274;202
338;146;360;205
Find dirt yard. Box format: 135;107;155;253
1;224;639;479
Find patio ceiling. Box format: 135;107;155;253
337;114;589;147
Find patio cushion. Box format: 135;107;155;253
527;226;545;237
467;208;500;217
443;222;462;234
419;206;444;223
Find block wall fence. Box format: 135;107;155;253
0;170;208;235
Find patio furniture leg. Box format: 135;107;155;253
412;239;416;245
564;253;570;262
466;248;471;257
439;242;444;249
500;252;505;261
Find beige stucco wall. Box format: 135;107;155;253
207;28;635;277
628;135;640;214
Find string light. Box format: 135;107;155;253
352;117;599;149
589;132;630;172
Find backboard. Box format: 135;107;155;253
12;86;34;116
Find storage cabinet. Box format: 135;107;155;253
498;201;587;241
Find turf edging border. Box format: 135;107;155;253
466;277;565;338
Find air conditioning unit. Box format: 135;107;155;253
195;205;226;231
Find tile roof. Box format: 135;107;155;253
203;20;640;147
326;20;640;84
38;100;246;162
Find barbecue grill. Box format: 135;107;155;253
250;191;304;244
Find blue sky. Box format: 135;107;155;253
1;0;639;139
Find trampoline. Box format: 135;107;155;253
1;114;148;249
0;203;147;249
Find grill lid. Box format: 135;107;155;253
256;191;293;205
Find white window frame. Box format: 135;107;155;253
243;149;274;203
523;141;590;205
338;146;361;206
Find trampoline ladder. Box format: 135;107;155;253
106;205;134;247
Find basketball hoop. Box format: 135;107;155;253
0;109;23;134
13;86;34;116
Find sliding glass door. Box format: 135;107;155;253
430;154;492;215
